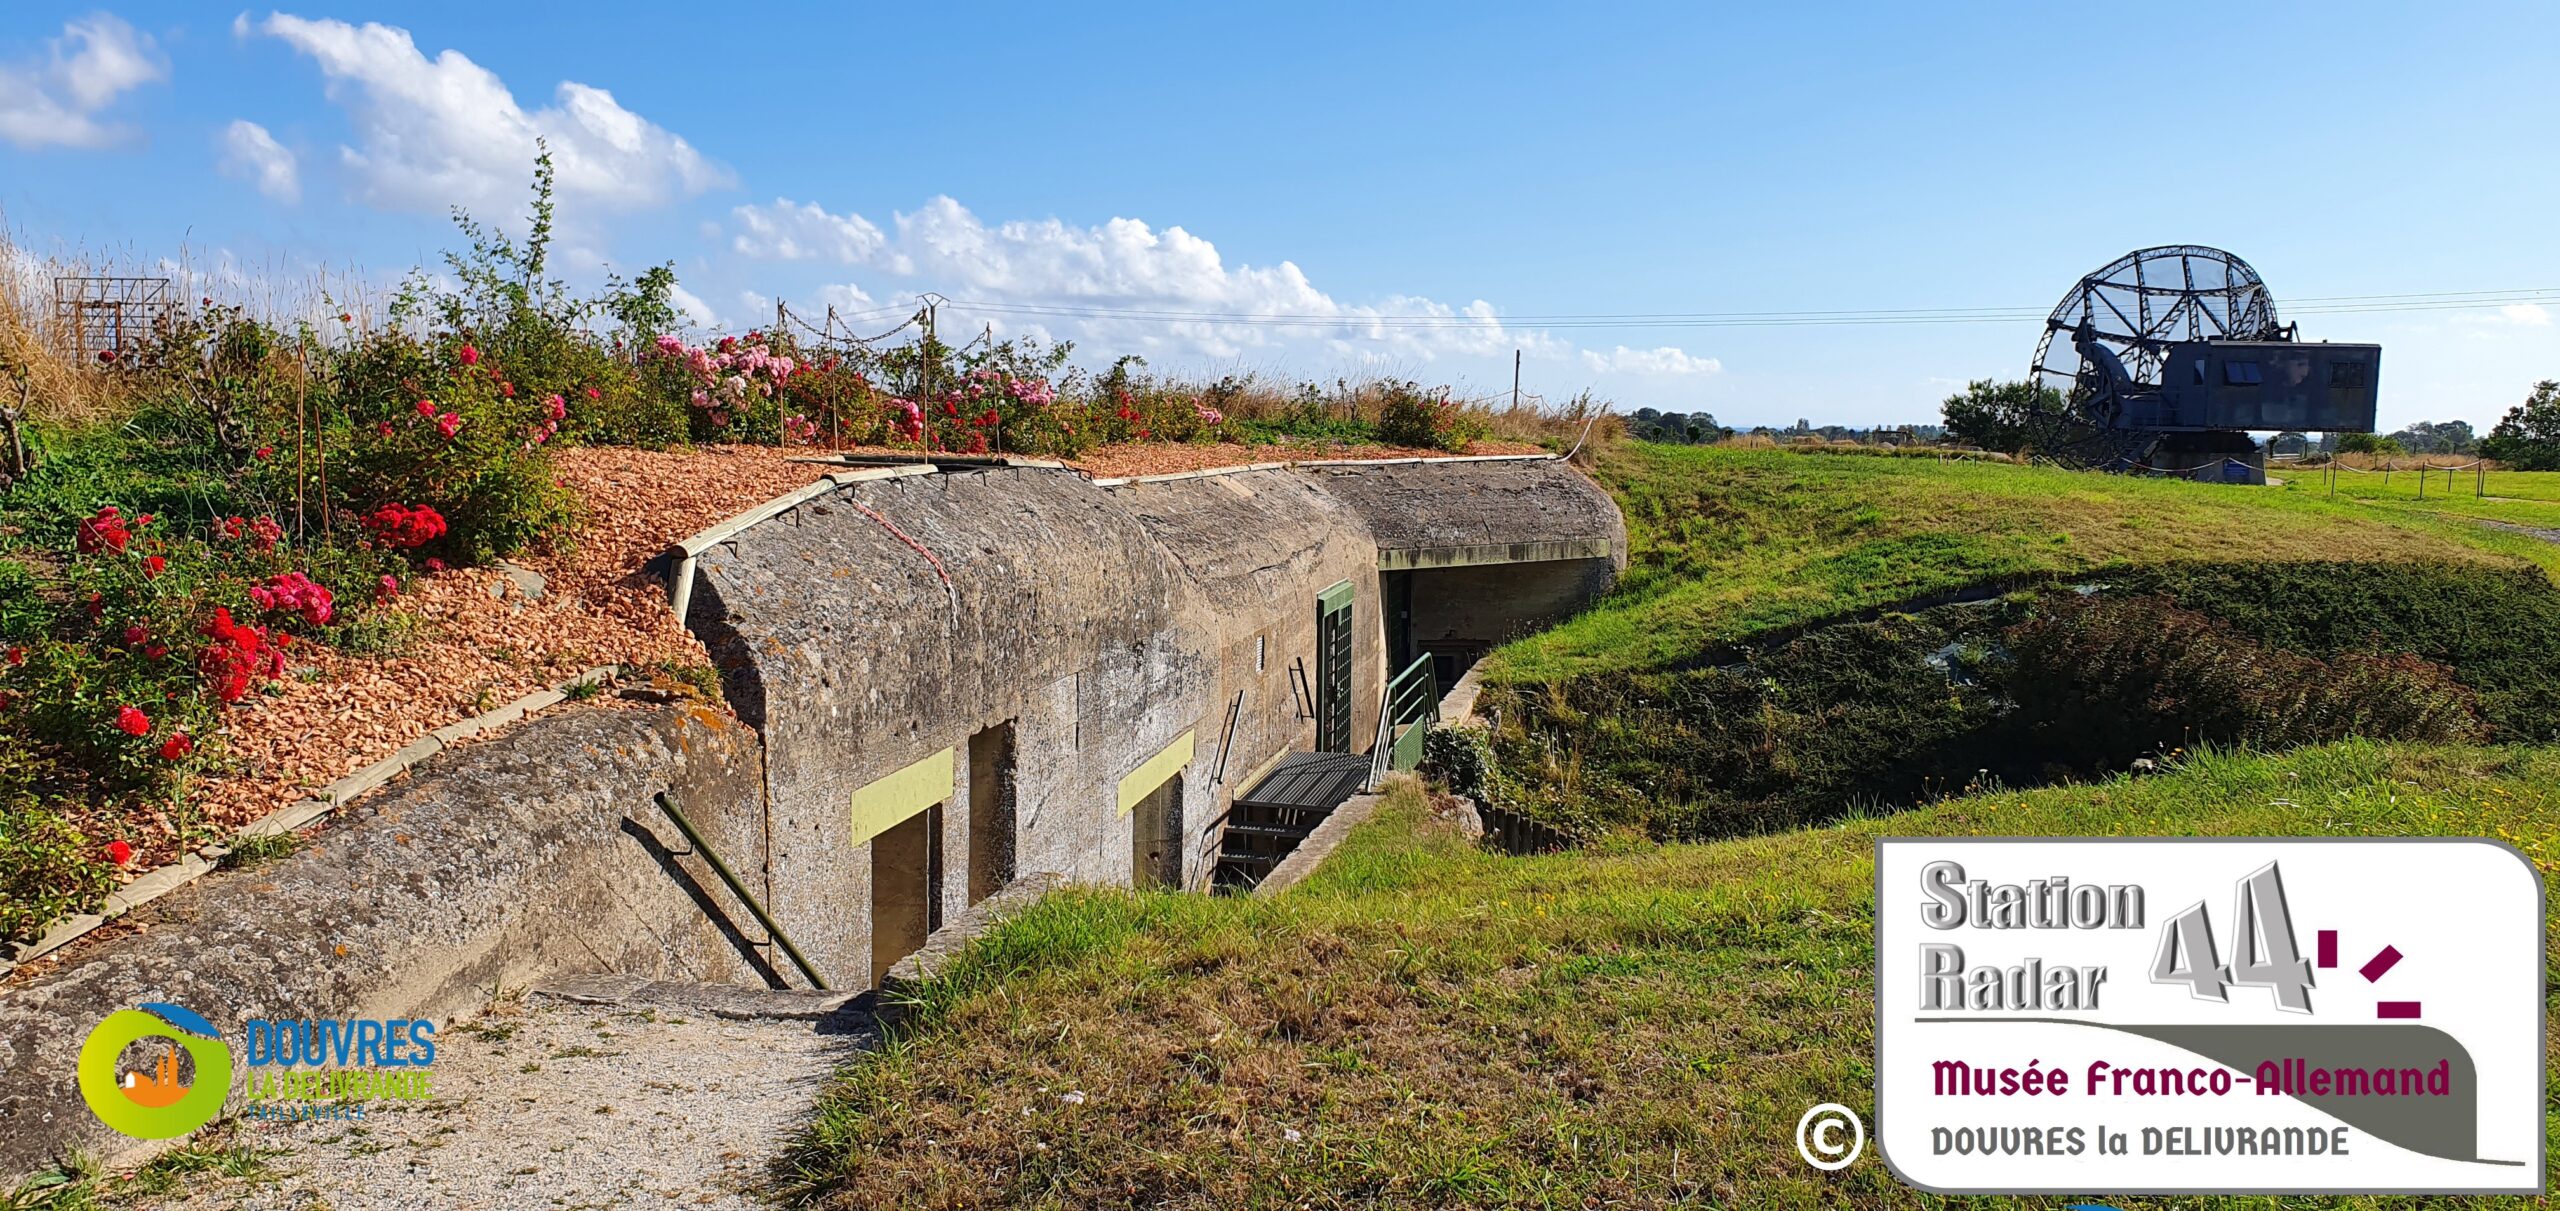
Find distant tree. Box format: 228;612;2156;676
2336;431;2401;455
1939;378;2068;453
2387;419;2478;455
2481;380;2560;470
1628;408;1726;444
2268;431;2310;456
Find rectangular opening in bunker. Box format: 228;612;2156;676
966;722;1016;906
1130;772;1183;890
870;803;942;986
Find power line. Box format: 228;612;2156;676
912;289;2560;331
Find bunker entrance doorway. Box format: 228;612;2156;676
870;804;942;986
1384;558;1616;688
1315;580;1355;753
967;722;1016;906
1130;773;1183;890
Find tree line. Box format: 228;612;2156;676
1935;378;2560;470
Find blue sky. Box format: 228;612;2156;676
3;2;2554;430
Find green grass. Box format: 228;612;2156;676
785;446;2560;1208
2;1133;278;1210
785;749;2558;1210
1489;444;2560;684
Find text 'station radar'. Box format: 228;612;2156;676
1873;838;2544;1195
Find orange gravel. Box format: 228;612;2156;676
134;438;1535;873
163;446;834;871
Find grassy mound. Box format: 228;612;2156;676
1491;443;2560;683
782;746;2559;1209
1476;445;2560;835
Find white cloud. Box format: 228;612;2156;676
217;119;299;202
812;282;878;312
0;14;166;150
252;13;729;220
667;282;721;330
721;194;1642;367
730;199;886;264
1580;344;1723;376
2493;303;2551;327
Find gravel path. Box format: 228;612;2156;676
158;994;874;1210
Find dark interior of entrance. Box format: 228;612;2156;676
967;722;1016;906
1386;558;1618;686
870;804;942;985
1130;773;1184;889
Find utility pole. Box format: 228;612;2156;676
918;294;943;450
1511;349;1521;411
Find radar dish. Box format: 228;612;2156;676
2030;246;2286;422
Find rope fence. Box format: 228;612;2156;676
2311;455;2489;501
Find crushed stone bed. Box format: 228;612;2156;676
158;994;874;1211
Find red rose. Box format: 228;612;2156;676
144;555;166;578
160;732;193;760
123;625;148;646
115;704;150;736
254;445;273;460
106;839;133;865
459;344;481;366
584;386;601;401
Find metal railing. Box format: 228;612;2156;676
655;792;828;990
1366;655;1440;790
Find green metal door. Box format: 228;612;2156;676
1315;580;1355;753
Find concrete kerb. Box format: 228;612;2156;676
0;662;624;975
874;872;1066;1023
1251;791;1389;899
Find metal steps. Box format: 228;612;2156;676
1211;751;1372;892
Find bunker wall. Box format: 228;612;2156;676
0;705;768;1176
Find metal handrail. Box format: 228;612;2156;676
1367;656;1440;789
654;792;829;990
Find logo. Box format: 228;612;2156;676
78;1003;233;1139
1797;1102;1866;1170
1874;838;2544;1195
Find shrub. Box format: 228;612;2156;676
2109;561;2560;741
0;742;115;944
330;332;578;564
1376;381;1482;452
2001;594;2482;769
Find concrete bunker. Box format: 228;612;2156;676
686;455;1624;984
0;454;1623;1179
